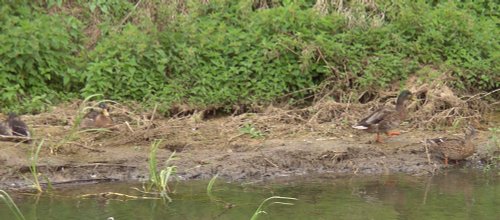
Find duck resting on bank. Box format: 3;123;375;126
425;126;476;166
80;102;113;128
6;113;31;137
352;90;413;143
0;113;31;143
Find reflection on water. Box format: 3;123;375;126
1;170;499;220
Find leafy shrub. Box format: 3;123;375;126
81;25;168;101
159;1;344;108
0;0;497;114
84;0;133;17
0;3;82;113
392;1;499;91
159;0;422;108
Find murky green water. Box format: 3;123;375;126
1;170;499;220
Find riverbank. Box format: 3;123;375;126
1;102;497;190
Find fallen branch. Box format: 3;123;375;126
78;191;158;200
263;157;278;168
0;135;32;143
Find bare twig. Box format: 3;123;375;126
424;141;432;165
147;103;158;130
0;135;33;144
125;121;134;132
465;88;500;102
78;191;158;200
68;141;106;153
263;158;278;168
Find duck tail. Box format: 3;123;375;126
426;138;446;144
352;125;368;130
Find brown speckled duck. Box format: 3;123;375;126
6;113;31;137
352;90;413;143
426;126;476;166
80;103;113;128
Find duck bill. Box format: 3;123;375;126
102;109;110;117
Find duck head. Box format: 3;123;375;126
98;103;110;117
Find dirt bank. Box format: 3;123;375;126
0;102;498;190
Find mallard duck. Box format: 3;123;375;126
6;113;31;137
81;103;113;128
352;90;413;143
425;126;476;166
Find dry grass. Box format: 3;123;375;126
14;73;493;154
406;74;491;130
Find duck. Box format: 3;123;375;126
80;102;113;128
6;113;31;137
352;90;413;143
425;126;476;166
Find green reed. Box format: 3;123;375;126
0;190;26;220
250;196;298;220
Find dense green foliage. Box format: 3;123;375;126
82;25;168;101
0;0;498;113
0;2;82;112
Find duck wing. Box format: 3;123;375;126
426;137;471;160
83;109;100;120
426;137;464;146
8;119;30;137
353;107;394;129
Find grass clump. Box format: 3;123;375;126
29;140;45;193
206;174;219;201
147;139;177;202
240;123;265;139
0;190;26;220
206;174;235;208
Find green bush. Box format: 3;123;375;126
159;1;347;108
158;0;420;107
0;0;497;114
81;25;168;101
392;1;499;91
0;3;82;113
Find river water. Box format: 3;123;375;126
1;170;499;220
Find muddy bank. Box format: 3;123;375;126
0;104;498;190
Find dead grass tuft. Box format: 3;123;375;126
407;74;490;129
